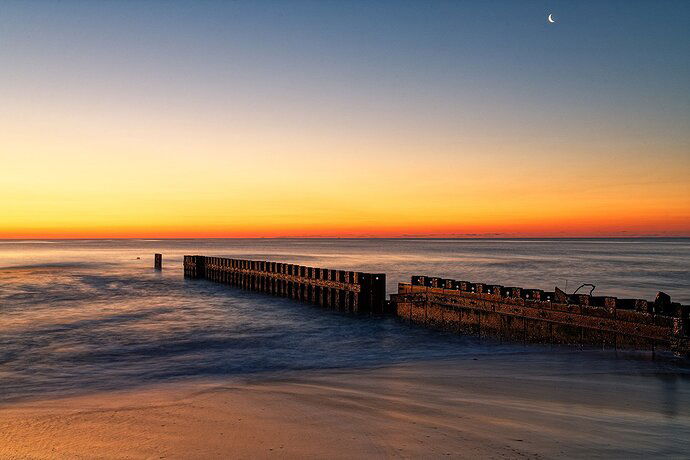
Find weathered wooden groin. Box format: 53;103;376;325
183;255;388;314
391;276;689;356
177;255;689;357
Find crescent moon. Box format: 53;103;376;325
547;14;555;23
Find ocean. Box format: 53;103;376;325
1;238;689;404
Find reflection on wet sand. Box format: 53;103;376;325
2;357;689;458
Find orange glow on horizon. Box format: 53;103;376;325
2;1;689;241
2;215;689;240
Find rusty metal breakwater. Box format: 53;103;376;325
183;255;387;314
391;276;689;356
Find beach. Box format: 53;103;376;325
3;355;689;459
2;239;689;458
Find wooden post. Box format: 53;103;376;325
154;253;162;270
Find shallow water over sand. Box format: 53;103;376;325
1;238;689;404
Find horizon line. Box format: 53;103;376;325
2;235;690;241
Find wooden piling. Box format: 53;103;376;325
183;255;387;315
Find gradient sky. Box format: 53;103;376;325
1;0;689;238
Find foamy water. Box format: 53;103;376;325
1;238;689;403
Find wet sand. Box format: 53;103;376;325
2;355;689;459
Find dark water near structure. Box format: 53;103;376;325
1;238;689;404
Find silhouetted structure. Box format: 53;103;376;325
183;255;387;314
392;276;689;357
179;254;689;357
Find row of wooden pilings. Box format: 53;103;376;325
183;255;388;314
157;254;688;357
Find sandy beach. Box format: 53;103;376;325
2;354;689;459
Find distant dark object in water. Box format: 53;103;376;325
136;257;140;260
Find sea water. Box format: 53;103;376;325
1;238;689;403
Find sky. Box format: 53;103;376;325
1;0;689;238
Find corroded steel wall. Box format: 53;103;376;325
183;255;387;314
392;277;689;356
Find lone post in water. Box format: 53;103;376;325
154;253;162;270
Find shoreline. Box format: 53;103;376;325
2;356;689;459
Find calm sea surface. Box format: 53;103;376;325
1;238;689;404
